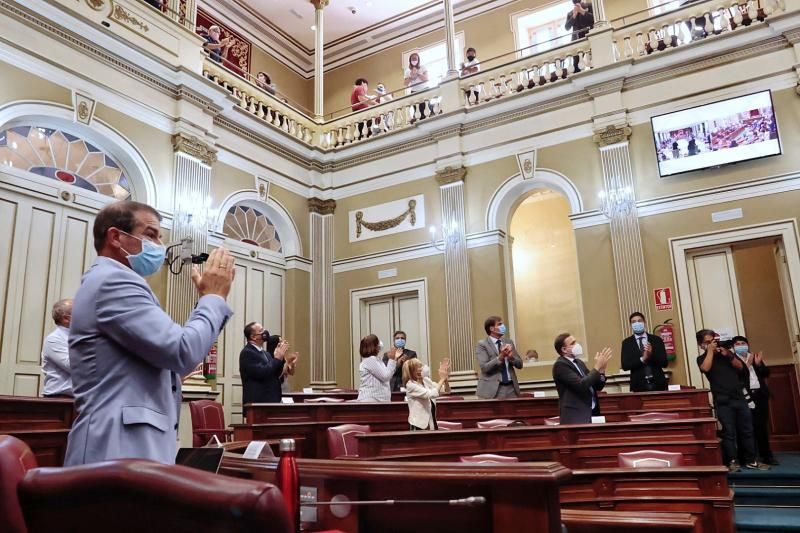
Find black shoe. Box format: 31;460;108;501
745;462;771;471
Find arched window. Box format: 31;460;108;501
0;125;131;200
223;203;283;253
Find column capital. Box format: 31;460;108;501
172;133;217;165
592;124;632;147
308;197;336;215
435;166;467;186
310;0;329;9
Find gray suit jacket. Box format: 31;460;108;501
65;257;232;465
475;337;523;399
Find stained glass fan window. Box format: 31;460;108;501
223;204;283;253
0;126;131;200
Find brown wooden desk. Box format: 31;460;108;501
0;395;74;466
353;418;721;468
283;391;407;402
220;452;570;533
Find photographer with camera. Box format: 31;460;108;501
696;330;768;471
564;0;594;72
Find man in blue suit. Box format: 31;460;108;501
240;322;288;411
65;201;234;465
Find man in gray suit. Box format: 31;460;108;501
475;316;523;399
65;201;235;465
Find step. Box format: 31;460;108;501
735;506;800;531
734;486;800;507
729;470;800;487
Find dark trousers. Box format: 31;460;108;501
717;397;756;464
752;391;774;461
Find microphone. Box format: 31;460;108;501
304;496;486;507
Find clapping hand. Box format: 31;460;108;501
274;340;290;360
594;347;613;372
642;342;653;360
754;351;764;365
438;358;451;379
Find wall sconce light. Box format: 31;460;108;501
176;193;216;230
598;186;634;218
429;218;461;251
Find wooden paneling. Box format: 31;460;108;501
767;363;800;451
0;395;75;466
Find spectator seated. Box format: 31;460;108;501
628;412;680;422
189;400;233;447
327;424;371;458
459;454;519;464
437;421;463;430
476;418;516;429
0;435;38;533
18;459;291;533
618;450;684;468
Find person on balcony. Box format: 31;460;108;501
404;53;431;120
203;25;232;65
351;78;377;140
256;72;276;96
565;0;594;72
143;0;163;10
375;83;393;103
460;47;481;104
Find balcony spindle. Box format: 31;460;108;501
624;36;634;58
612;40;621;61
549;61;558;82
636;31;646;56
527;67;537;89
577;51;585;72
703;11;715;33
732;3;744;25
647;28;657;54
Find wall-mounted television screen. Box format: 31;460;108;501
651;90;781;178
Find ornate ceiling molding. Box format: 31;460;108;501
308;197;336;215
592;125;632;147
172;133;218;165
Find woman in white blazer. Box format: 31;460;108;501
403;358;450;430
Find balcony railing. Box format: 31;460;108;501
196;0;793;151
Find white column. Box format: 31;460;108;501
308;198;336;388
443;0;459;78
593;126;650;335
167;133;217;324
436;167;474;381
593;0;607;25
311;0;329;119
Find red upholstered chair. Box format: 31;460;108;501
305;397;345;403
326;424;370;458
189;400;233;447
618;450;684;468
18;459;292;533
459;454;519;464
434;395;464;401
476;418;516;429
628;412;680;422
0;435;39;533
437;421;463;430
544;416;560;426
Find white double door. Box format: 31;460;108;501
355;290;427;387
0;188;96;396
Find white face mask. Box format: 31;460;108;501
570;343;584;358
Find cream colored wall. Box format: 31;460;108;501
733;239;795;366
249;46;314;113
510;194;585;365
283;268;311;389
463;157;520;234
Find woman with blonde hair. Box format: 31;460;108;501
404;357;450;430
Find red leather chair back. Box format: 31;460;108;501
628;412;680;422
459;454;519;464
544;416;560;426
326;424;370;458
618;450;684;468
0;435;39;533
434;396;464;401
476;418;516;429
18;459;292;533
189;400;227;447
437;421;463;430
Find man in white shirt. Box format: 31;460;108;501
732;335;777;465
41;299;74;398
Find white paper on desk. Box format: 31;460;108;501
668;384;681;391
533;391;545;398
400;387;407;393
303;387;313;393
243;441;268;459
281;397;295;404
591;416;606;424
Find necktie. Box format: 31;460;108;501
638;336;644;353
573;359;596;410
497;340;510;383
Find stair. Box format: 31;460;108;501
730;453;800;532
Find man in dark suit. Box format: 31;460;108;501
239;322;287;413
382;330;417;392
552;333;612;424
621;312;669;392
733;335;777;465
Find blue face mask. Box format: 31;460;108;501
631;322;646;335
394;338;406;349
734;345;749;356
121;232;166;278
497;324;507;335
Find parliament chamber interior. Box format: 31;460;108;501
2;0;800;531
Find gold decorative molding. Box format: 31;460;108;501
172;133;217;165
310;0;330;9
435;166;467;186
109;2;150;33
85;0;105;11
355;199;416;238
308;198;336;215
592;125;632;147
72;91;97;126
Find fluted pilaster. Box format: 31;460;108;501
309;198;336;387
